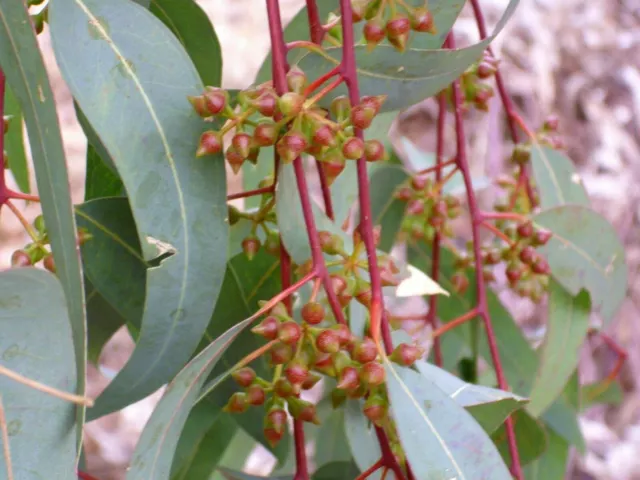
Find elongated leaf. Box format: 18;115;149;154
384;363;512;479
292;0;519;112
0;0;87;443
3;86;29;192
150;0;222;86
0;268;77;477
369;164;410;251
344;400;383;480
314;407;352;468
530;145;589;208
127;316;255;480
415;361;528;433
313;462;360;480
523;428;569;480
84;145;125;201
492;409;548;466
50;0;228;417
533;205;627;322
528;282;591;416
85;278;127;364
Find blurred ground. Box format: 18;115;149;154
1;0;639;478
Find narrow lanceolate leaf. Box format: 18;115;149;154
344;400;383;480
150;0;222;86
384;363;512;480
533;205;627;323
415;361;528;434
523;428;570;480
84;145;125;201
0;269;77;477
528;282;591;416
530;145;590;208
49;0;228;417
3;86;29;192
127;317;254;480
85;278;127;364
292;0;519;112
0;0;87;443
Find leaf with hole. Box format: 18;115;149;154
0;268;78;477
533;205;626;322
384;362;512;479
50;0;229;418
0;0;88;442
528;281;591;417
530;145;589;208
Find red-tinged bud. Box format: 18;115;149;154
353;337;378;364
483;269;496;283
313;352;334;373
318;230;344;255
313;125;336;147
11;250;31;267
203;87;228;115
519;246;536;265
476;62;497;80
267;407;288;435
407;199;425;215
390;343;424;366
410;7;436;33
232;133;252;158
316;329;341;354
363;395;387;424
342;137;365;160
264;232;281;256
187;95;210;117
451;271;469;294
42;254;56;273
361;95;387;115
350;105;376;130
395;186;413;201
506;263;524;286
517;221;534;238
301;301;325;325
360;361;386;386
364;139;386;162
543;114;559;132
285;360;309;386
269;302;290;320
351;0;368;21
225;146;245;174
77;228;93;246
278;92;304;117
286;66;308;94
232;367;256;387
276;131;307;164
337;366;360;390
289;399;320;424
263;425;284;447
364;18;386;50
242;235;261;260
386;17;411;52
332;324;355;348
252;316;279;340
302;373;322;390
196;131;222;157
253;91;278;117
433;199;448;217
274;378;295;398
533;229;552;246
330;96;352;120
278;321;302;345
511;144;531;165
270;343;294;365
320;149;346;184
531;257;551;275
483;249;501;265
223;392;248;413
330;275;348;297
246;385;266;406
355;282;373;308
332;388;348;408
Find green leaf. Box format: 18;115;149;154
0;268;77;476
0;0;88;443
127;316;255;480
291;0;519;112
313;462;360;480
219;469;292;480
84;146;125;201
171;405;237;480
344;400;383;480
580;380;624;411
523;428;569;480
3;86;29;193
533;205;627;322
528;282;591;416
491;409;548;466
415;360;528;434
384;363;512;479
50;0;229;417
368;163;410;252
530;145;589;208
314;407;352;468
150;0;222;86
85;278;127;364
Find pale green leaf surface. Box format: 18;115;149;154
530;145;589;208
344;400;383;480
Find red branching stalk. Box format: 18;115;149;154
304;0;324;44
448;33;524;480
227;186;274;201
591;331;628;384
355;457;384;480
0;69;5;175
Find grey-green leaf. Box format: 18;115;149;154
344;400;382;480
528;282;591;416
530;145;589;208
127;317;255;479
533;205;627;322
384;363;512;480
0;268;77;477
50;0;228;417
523;428;569;480
0;0;87;442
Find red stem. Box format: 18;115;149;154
480;211;528;223
227;186;273;201
78;472;101;480
415;157;456;176
449;33;523;480
315;159;335;220
480;221;515;246
374;426;408;480
292;419;309;480
303;65;341;96
431;308;479;339
426;93;447;367
596;331;628;383
355;458;384;480
0;68;7;205
304;0;324;44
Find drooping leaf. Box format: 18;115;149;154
3;86;29;193
127;316;256;480
0;0;88;442
344;400;383;480
528;282;591;416
415;360;528;434
491;409;548;466
580;380;624;411
150;0;222;86
0;268;77;476
290;0;520;112
50;0;229;417
85;278;127;365
384;363;512;479
533;205;627;322
313;461;360;480
530;145;589;208
523;428;569;480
